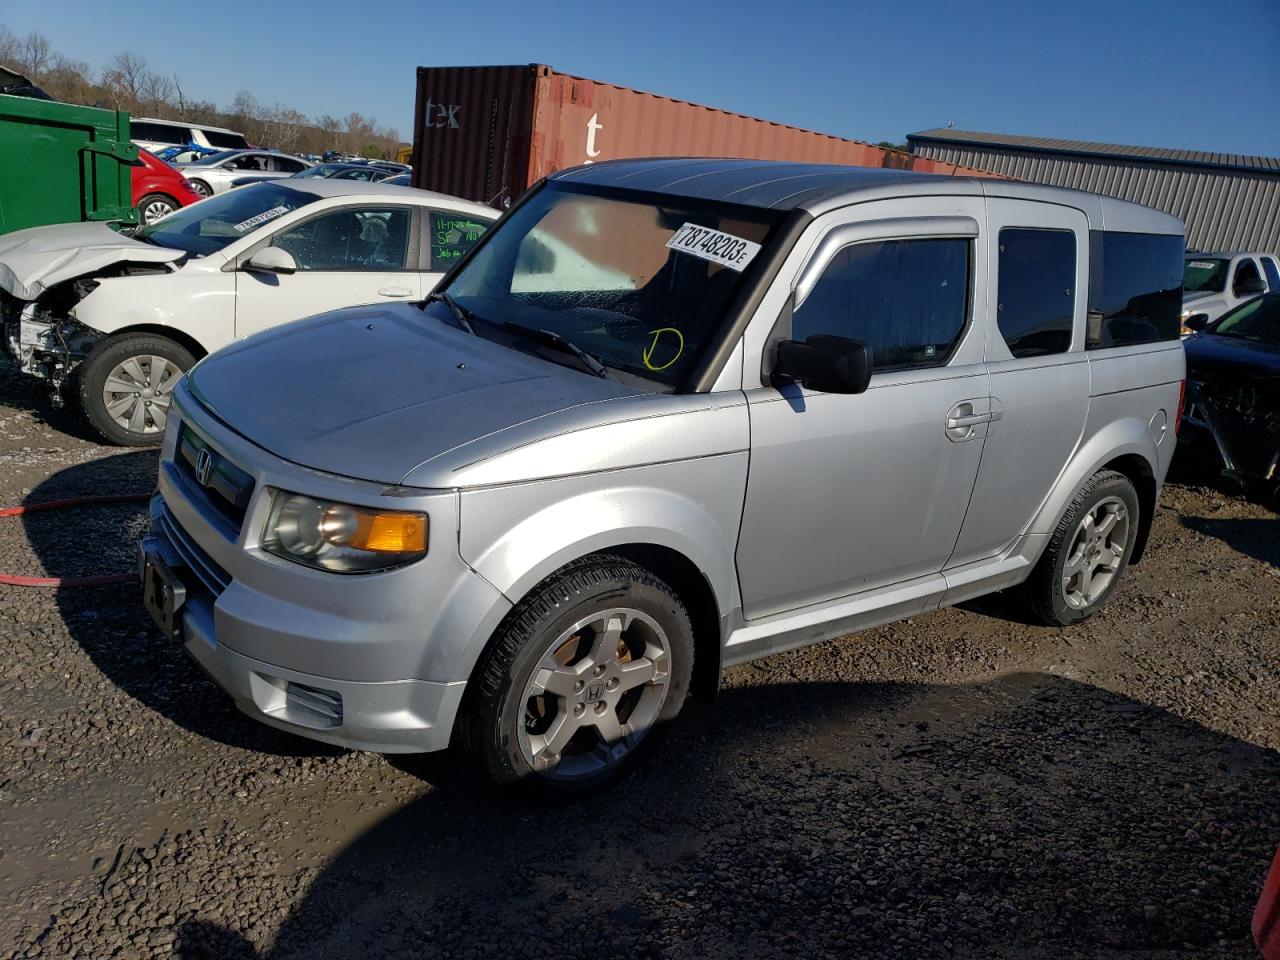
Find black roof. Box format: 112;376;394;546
551;157;964;211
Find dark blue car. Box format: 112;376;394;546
1182;293;1280;488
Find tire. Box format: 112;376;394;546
136;193;178;225
78;333;194;446
1025;469;1140;627
456;555;693;795
189;179;213;198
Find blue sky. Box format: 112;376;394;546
6;0;1280;155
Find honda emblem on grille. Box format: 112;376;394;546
195;448;214;486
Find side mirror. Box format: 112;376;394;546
245;247;297;274
1236;276;1266;296
772;335;873;394
1182;313;1209;333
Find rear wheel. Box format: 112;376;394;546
188;179;213;198
78;333;193;446
1025;469;1140;626
136;193;178;224
456;555;693;795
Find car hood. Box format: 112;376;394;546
188;304;640;485
1184;333;1280;377
0;221;183;300
1182;290;1225;311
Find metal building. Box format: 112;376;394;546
908;128;1280;254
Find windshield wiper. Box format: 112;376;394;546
425;291;477;335
501;323;613;380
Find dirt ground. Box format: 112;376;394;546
0;361;1277;960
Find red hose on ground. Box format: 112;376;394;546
0;493;152;588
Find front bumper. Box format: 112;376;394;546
142;527;465;752
139;384;513;753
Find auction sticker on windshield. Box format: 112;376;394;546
665;223;761;272
234;206;290;233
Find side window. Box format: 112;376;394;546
1086;231;1183;349
1233;259;1263;296
430;211;491;271
1263;257;1280;290
131;122;185;145
793;238;971;370
997;228;1076;358
273;157;307;174
274;208;411;271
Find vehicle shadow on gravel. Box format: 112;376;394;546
1181;516;1280;568
0;360;102;444
172;672;1279;960
23;449;339;758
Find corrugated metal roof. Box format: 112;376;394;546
910;141;1280;254
908;128;1280;174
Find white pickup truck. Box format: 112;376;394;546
1182;251;1280;332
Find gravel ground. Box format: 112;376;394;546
0;361;1277;960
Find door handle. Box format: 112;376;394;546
945;401;992;442
377;285;413;297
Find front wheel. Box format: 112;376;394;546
1025;469;1140;626
78;333;193;445
188;179;213;198
136;193;178;224
456;555;693;795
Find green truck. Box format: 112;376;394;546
0;65;137;235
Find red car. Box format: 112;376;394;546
1257;846;1280;959
132;148;201;225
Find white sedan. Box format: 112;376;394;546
0;180;497;444
175;149;313;197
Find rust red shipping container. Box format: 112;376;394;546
411;64;999;208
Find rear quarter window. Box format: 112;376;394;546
202;129;250;150
430;211;492;271
1086;232;1183;349
996;228;1076;358
131;121;188;145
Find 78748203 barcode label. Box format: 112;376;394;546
665;223;762;272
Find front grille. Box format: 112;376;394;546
1193;372;1280;437
174;425;254;531
153;501;231;598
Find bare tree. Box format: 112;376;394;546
141;71;175;116
18;30;52;77
100;51;150;111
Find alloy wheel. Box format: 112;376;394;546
1061;496;1130;610
142;199;176;224
518;607;672;782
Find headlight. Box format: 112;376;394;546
261;491;427;573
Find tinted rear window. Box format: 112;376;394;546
131;121;189;145
996;228;1076;358
202;129;249;149
1086;232;1183;349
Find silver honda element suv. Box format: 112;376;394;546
141;159;1186;793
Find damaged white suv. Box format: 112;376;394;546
0;180;495;444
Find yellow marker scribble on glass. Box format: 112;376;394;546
643;327;684;371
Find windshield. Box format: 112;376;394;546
135;183;319;256
437;184;781;389
189;150;240;166
1184;258;1229;293
1210;296;1280;345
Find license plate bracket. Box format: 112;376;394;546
142;550;187;643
